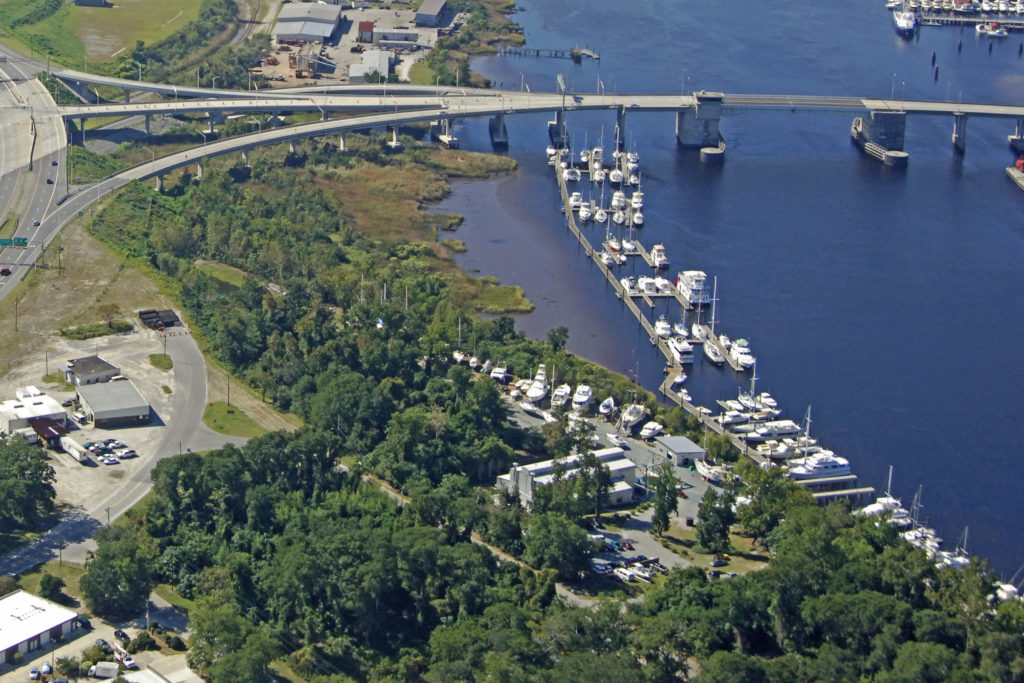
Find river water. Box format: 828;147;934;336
432;0;1024;575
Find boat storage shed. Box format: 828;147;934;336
1;590;82;664
653;434;705;467
416;0;446;26
76;379;151;428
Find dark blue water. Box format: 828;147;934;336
433;0;1024;575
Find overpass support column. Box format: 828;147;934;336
208;115;216;134
196;161;204;179
144;115;151;136
489;113;509;150
242;150;249;166
675;91;724;150
123;88;130;103
79;118;87;145
288;141;295;153
339;134;345;151
952;113;968;154
155;175;163;193
1009;117;1024;154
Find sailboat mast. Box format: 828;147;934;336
710;276;718;337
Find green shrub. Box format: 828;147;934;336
167;634;186;650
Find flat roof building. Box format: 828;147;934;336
77;379;151;428
357;20;374;43
64;355;120;386
653;434;705;467
274;3;342;44
349;50;392;83
1;590;83;664
0;389;66;435
496;447;637;508
416;0;446;26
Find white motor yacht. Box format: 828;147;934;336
599;251;614;266
572;384;593;413
569;192;584;209
741;419;803;442
695;458;726;484
551;383;573;408
490;364;508;382
526;364;550;403
631;210;644;226
580;148;590;164
636;276;658;294
619;403;646;429
578;204;592;222
668;336;695;364
654;315;672;338
673;321;689;338
654;277;673;293
620;276;637;293
639;421;664;440
672;371;687;385
650;244;669;269
545;145;556;157
893;5;917;33
676;270;712;305
563;167;582;182
786;452;852;480
631;191;644;210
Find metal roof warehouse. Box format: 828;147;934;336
76;379;151;428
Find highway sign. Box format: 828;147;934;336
12;238;27;246
0;239;11;246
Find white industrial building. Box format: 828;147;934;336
1;590;83;665
64;355;120;386
496;447;637;508
0;387;66;435
349;50;391;83
76;379;151;428
653;434;705;467
273;3;342;44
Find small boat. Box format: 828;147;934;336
595;207;608;223
620;276;636;293
631;210;644;226
563;167;582;182
654;276;674;293
606;235;621;253
741;419;803;443
526;364;550;403
572;384;593;413
598;396;616;416
610;190;626;210
452;350;466;364
650;244;669;269
592;168;606;183
680;389;692;403
628;174;640;186
551;383;573;408
730;345;756;369
545;145;556;157
480;359;492;373
599;251;614;266
717;410;751;426
692;322;708;340
636;276;658;294
631;191;644;210
673;321;689;338
703;342;725;365
609;167;624;184
619;403;646;429
490;364;508;382
621;236;637;253
578;204;592;222
654;315;672;338
671;372;687;385
639;421;664;440
976;21;1008;35
612;210;626;225
695;458;725;484
569;192;583;209
580;149;590;164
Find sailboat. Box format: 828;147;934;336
594;184;608;224
605;217;621;253
702;277;724;365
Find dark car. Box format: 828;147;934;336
76;615;91;628
709;558;727;568
51;160;58;166
46;178;53;184
96;638;112;653
114;628;130;643
32;220;40;226
0;268;9;276
708;569;722;579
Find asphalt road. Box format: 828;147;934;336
0;332;245;575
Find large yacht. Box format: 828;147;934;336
525;364;550;403
676;270;712;306
551;383;573;408
785;452;851;480
571;384;593;413
619;403;646;429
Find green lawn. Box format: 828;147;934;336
18;560;88;606
152;583;195;615
0;0;202;65
195;260;247;289
149;353;173;370
203;401;266;438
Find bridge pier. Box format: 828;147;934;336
547;110;569;149
208;114;215;134
288;141;295;154
339;134;345;151
242;150;248;166
850;110;908;166
79;118;86;145
155;175;163;193
196;161;203;179
144;115;151;136
675;91;724;151
1009;117;1024;154
952;113;968;154
123;88;130;103
615;106;627;153
489;113;509;150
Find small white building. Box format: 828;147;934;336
76;379;151;428
496;447;637;508
349;50;392;83
0;388;66;435
1;590;83;664
653;434;705;467
64;355;120;386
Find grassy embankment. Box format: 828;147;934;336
202;400;267;438
0;0;199;67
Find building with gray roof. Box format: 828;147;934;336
76;379;151;428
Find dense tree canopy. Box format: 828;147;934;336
0;436;56;531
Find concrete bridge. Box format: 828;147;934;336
50;67;1024;161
